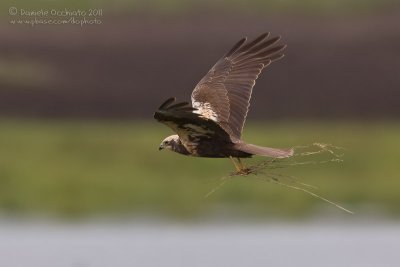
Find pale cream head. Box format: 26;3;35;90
159;134;179;151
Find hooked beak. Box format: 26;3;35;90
159;144;164;151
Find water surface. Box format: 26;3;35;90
1;220;398;267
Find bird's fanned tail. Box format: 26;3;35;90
234;143;294;158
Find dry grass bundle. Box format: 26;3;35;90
206;143;353;214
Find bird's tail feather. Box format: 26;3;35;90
235;143;294;158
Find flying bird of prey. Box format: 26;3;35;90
154;32;294;173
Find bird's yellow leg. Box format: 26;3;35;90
236;158;246;171
229;156;242;173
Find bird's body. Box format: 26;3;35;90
160;134;251;158
154;32;293;172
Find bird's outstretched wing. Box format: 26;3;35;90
191;32;286;140
154;97;233;145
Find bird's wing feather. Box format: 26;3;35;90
191;32;286;140
154;97;233;146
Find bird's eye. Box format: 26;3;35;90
164;141;169;145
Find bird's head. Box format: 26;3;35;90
159;135;180;152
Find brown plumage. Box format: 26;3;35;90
154;32;293;173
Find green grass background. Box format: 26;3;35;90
0;119;399;219
1;0;399;220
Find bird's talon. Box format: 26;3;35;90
234;167;251;176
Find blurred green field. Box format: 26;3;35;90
0;119;399;219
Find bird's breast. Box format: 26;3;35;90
181;141;200;156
